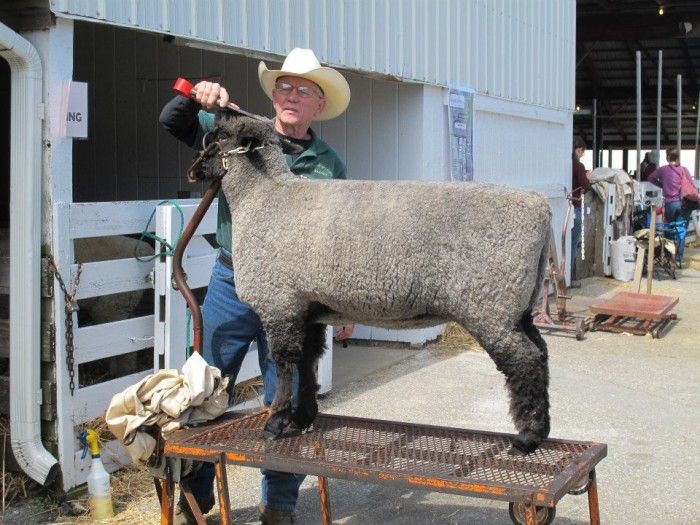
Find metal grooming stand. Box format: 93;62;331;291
160;409;606;525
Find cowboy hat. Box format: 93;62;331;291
258;48;350;121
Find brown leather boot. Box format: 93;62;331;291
258;502;295;524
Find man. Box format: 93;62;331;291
571;137;592;286
160;48;354;525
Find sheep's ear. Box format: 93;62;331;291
279;136;304;155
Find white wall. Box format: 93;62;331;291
318;80;570;342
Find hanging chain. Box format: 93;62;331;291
581;201;586;261
48;256;83;396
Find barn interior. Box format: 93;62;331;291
575;0;700;171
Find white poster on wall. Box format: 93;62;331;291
60;81;88;138
447;85;474;182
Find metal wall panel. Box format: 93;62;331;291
50;0;576;110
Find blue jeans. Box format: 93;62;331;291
664;200;692;262
570;206;582;280
183;248;304;512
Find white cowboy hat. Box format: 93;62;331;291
258;48;350;121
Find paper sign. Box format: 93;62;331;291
60;81;88;138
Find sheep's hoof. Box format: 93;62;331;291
509;431;542;456
260;428;280;441
260;421;302;441
280;422;302;438
261;413;290;441
292;403;318;430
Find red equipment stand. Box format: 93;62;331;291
590;291;678;338
533;197;592;341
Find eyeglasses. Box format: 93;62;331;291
274;81;323;99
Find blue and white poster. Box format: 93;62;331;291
447;86;474;182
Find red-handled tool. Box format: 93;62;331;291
173;77;261;119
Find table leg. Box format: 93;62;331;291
215;453;233;525
318;476;332;525
159;477;174;525
180;480;206;525
587;469;600;525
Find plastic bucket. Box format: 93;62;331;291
610;236;637;282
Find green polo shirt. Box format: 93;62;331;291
193;111;347;251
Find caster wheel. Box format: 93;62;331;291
568;477;591;496
509;501;556;525
575;318;586;341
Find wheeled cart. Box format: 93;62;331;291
157;409;607;525
590;291;678;338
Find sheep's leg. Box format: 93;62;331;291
471;313;551;455
262;360;297;440
261;314;306;440
292;323;327;430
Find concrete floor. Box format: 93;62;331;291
329;342;420;390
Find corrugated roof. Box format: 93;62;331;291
49;0;576;111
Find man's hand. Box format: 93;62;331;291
193;81;239;110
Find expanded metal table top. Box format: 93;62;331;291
165;409;607;505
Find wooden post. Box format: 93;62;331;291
646;205;657;294
633;246;646;293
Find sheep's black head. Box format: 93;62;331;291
186;111;303;182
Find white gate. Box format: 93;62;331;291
52;199;332;490
53;200;162;490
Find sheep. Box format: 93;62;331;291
187;111;553;455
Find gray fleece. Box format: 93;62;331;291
188;112;553;454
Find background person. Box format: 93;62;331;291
570;137;592;286
647;146;695;263
639;151;657;182
160;47;353;525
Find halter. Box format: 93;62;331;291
187;132;266;182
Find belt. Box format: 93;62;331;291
217;250;233;270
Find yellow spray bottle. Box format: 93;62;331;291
77;429;115;519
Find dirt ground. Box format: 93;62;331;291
1;248;699;524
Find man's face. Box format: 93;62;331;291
575;147;584;159
272;76;327;129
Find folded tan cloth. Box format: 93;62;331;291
105;352;230;464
